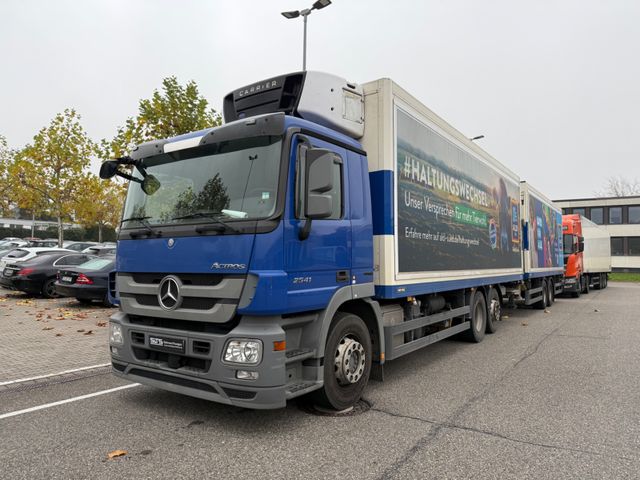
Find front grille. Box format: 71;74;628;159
193;340;211;355
131;294;217;310
132;348;211;373
131;273;224;286
128;315;239;334
131;331;145;345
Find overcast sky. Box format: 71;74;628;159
1;0;638;199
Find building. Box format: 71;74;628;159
553;196;640;272
0;217;79;232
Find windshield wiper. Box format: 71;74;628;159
171;211;239;233
121;216;161;238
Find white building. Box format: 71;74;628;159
0;217;78;232
553;196;640;272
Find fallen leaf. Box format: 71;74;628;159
43;327;54;331
97;321;107;327
544;309;550;314
107;450;127;460
77;329;85;333
521;322;528;326
502;315;510;319
55;333;63;337
83;330;94;335
594;309;600;312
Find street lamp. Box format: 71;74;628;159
281;0;332;71
469;135;485;141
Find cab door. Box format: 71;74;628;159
283;133;351;313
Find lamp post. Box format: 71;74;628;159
281;0;332;71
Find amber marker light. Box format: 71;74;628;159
273;340;287;351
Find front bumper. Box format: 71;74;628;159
563;276;579;293
109;311;289;409
55;283;106;300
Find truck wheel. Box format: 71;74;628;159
486;288;501;334
548;279;555;304
572;277;581;298
464;291;486;342
313;312;372;411
582;276;590;294
535;280;548;309
603;275;608;288
42;278;59;299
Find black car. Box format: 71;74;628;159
1;252;96;298
55;255;116;306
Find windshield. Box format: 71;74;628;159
121;136;282;228
563;234;575;255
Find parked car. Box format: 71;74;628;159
0;239;28;248
26;238;60;247
1;251;96;297
81;245;117;256
62;241;98;252
55;255;116;305
0;247;72;271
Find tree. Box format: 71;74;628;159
11;109;96;246
74;175;126;243
596;176;640;197
104;76;222;158
0;135;15;217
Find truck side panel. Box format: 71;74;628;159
362;79;523;299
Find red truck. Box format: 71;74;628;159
562;214;611;296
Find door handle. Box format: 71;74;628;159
336;270;349;282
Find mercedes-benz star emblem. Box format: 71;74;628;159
167;238;175;248
158;276;182;310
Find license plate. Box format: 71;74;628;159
62;276;73;282
148;336;185;354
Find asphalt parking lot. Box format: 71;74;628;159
1;283;638;479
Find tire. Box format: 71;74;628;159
313;312;372;411
548;279;555;304
42;278;59;299
572;276;581;298
582;275;590;294
486;288;501;334
603;275;608;289
77;298;93;305
464;291;487;342
534;279;548;309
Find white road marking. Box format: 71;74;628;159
0;384;140;420
0;363;111;386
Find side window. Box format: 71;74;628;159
296;143;343;220
55;255;89;266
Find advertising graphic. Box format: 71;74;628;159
396;107;521;273
528;194;563;268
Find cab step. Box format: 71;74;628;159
285;381;321;399
285;348;315;364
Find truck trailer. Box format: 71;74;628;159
102;72;564;410
562;214;611;295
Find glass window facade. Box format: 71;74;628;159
611;237;624;256
573;208;586;216
628;237;640;256
609;207;622;224
629;206;640;224
589;207;603;224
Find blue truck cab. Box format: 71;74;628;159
104;72;563;410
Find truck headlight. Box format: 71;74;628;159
110;323;124;345
224;339;262;365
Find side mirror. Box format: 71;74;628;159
578;236;585;253
99;161;119;179
142;175;161;196
304;149;336;219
